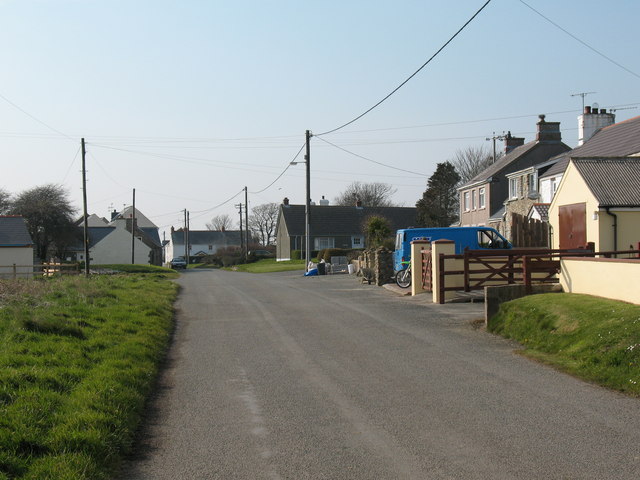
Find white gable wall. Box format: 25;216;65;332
0;247;34;278
91;220;153;265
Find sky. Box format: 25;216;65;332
2;0;639;238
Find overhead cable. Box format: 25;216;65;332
316;0;493;136
250;142;306;194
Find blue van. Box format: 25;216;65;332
393;227;511;272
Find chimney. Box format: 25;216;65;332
319;195;329;206
171;226;175;234
283;197;289;206
221;226;225;232
355;199;363;208
536;114;561;143
504;131;525;154
578;104;615;146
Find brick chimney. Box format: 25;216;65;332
536;114;561;143
504;131;525;154
578;105;615;146
283;197;290;206
355;199;363;208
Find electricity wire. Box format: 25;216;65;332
314;136;428;176
249;143;306;194
316;0;493;136
519;0;640;80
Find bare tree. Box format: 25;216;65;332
450;145;501;185
206;214;234;231
248;203;279;246
333;182;397;207
0;188;11;214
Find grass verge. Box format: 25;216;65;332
488;293;640;396
0;270;178;479
224;258;306;273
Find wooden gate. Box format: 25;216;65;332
421;247;433;291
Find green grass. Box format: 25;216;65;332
92;264;176;274
0;271;178;479
488;293;640;396
224;258;306;273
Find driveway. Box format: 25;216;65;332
120;269;640;479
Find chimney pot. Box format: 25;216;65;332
283;197;289;206
600;108;607;115
585;106;592;114
356;199;362;208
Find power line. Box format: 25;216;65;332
315;136;428;176
519;0;640;80
249;143;306;194
316;0;493;136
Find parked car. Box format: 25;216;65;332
170;256;187;269
393;227;512;272
249;250;274;258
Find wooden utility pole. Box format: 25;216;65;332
186;210;190;266
237;203;244;255
131;188;136;264
305;130;311;271
183;209;188;261
244;186;249;260
81;138;90;276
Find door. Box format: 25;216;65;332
559;203;586;249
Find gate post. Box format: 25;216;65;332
410;240;430;296
431;240;456;304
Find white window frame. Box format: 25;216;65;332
471;189;476;210
478;187;486;209
351;235;364;248
463;191;471;211
509;178;519;200
314;237;335;250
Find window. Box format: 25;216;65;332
314;237;335;250
463;191;470;211
351;236;364;248
478;187;486;209
528;173;536;193
471;190;476;210
478;230;508;249
509;178;519;200
208;244;213;251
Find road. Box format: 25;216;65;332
120;269;640;479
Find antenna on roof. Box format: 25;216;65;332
610;106;637;113
571;91;596;111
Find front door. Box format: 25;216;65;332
559;203;586;249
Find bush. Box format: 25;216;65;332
292;250;301;260
320;248;352;262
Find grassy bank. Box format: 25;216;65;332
225;258;306;273
488;293;640;396
0;270;178;479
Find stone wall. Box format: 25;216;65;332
359;247;393;286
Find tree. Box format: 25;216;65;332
450;145;500;185
415;162;460;227
364;215;391;249
10;184;77;261
334;181;397;207
206;214;233;231
248;202;279;246
0;188;11;214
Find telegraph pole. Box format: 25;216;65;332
186;210;190;266
236;203;244;255
485;132;505;163
81;138;89;276
244;186;249;261
131;188;136;264
305;129;311;271
183;209;188;261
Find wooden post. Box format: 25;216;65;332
463;249;470;292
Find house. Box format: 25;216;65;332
275;198;417;261
548;158;640;251
167;228;242;262
539;110;638;205
457;115;571;237
66;207;162;265
0;216;34;278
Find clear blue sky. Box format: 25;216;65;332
2;0;639;235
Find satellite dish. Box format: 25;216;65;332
592;102;599;110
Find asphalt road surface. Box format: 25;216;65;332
120;269;640;479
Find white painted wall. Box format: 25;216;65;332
91;220;152;265
0;247;34;278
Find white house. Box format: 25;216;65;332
167;228;242;261
0;216;34;278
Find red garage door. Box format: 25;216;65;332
559;203;586;250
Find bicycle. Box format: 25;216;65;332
395;261;411;288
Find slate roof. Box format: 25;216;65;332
171;230;242;246
459;141;538;188
572;158;640;207
529;203;550;221
280;205;417;236
0;216;33;247
542;115;640;178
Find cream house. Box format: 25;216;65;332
548;158;640;251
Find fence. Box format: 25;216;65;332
424;241;640;304
0;262;80;279
510;212;549;248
